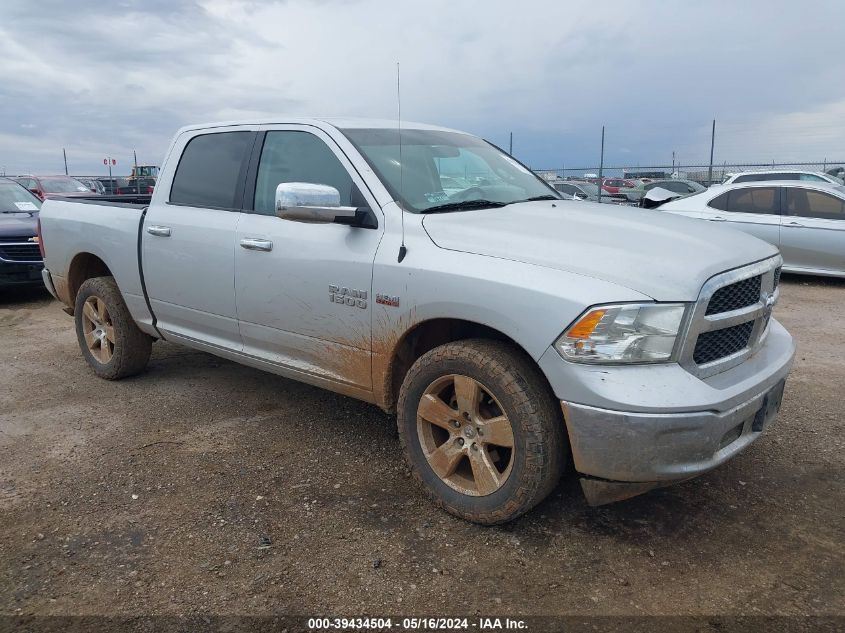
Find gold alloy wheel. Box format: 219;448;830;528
417;374;515;496
81;296;115;364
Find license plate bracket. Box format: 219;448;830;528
752;379;786;432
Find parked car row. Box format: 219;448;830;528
619;179;706;204
10;175;156;200
545;167;844;278
551;168;843;198
85;176;156;195
75;178;106;195
549;177;705;206
13;175;92;201
550;180;628;204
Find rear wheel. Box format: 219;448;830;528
397;339;567;525
74;276;152;379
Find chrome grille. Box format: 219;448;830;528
0;242;41;262
705;275;761;315
678;257;781;378
693;321;754;364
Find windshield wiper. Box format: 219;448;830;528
422;199;507;214
506;195;560;205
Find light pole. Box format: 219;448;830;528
597;126;605;204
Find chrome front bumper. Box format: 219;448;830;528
539;319;795;505
564;377;787;505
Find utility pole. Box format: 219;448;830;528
597;126;605;204
63;148;68;175
708;119;716;185
134;149;139;194
509;132;513;156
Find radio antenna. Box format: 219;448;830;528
396;62;407;263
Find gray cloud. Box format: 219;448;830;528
1;0;843;177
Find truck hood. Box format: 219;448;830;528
421;201;778;301
0;211;38;239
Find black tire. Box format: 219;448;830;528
74;276;152;380
397;339;567;525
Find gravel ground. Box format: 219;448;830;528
0;276;842;623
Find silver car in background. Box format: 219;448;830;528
722;169;844;186
659;181;845;277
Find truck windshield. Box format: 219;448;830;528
341;128;559;213
0;181;42;212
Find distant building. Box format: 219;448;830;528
683;168;729;185
623;169;669;180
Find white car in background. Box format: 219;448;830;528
722;169;844;186
659;180;845;277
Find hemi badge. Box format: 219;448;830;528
376;294;400;307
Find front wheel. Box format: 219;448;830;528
74;276;152;380
397;339;567;525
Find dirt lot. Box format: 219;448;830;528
0;276;843;623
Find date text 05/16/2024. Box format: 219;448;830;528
307;617;527;630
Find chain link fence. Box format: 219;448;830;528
533;161;845;186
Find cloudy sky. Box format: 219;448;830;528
1;0;844;177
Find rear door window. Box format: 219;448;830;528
785;188;845;220
707;192;730;210
170;131;254;209
726;187;780;214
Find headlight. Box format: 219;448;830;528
555;303;687;364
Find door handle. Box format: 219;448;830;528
709;216;726;222
240;238;273;252
784;221;804;228
146;225;171;237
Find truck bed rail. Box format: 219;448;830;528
52;194;152;206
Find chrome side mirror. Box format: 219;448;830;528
275;182;358;224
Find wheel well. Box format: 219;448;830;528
67;253;112;305
384;318;530;412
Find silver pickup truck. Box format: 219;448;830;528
38;118;795;524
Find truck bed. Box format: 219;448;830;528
39;197;155;331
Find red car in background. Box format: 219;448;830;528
13;176;95;201
581;177;637;194
601;178;636;194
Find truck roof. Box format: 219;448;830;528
174;117;465;135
